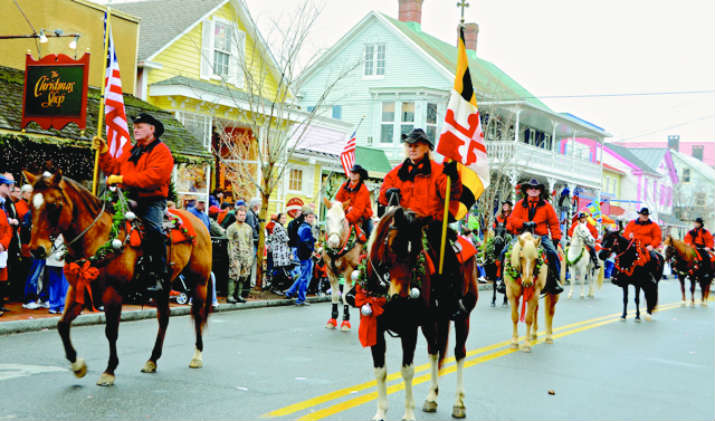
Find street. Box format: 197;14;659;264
0;280;712;421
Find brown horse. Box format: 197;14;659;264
321;198;363;330
505;232;558;351
24;171;212;386
359;207;478;420
664;235;713;306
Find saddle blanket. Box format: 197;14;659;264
424;235;478;275
127;209;197;248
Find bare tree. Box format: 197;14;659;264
204;1;359;288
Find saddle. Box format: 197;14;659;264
422;235;477;276
126;209;197;248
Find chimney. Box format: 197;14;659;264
462;22;479;55
667;135;680;152
398;0;423;25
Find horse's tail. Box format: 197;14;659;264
597;264;604;290
205;272;214;317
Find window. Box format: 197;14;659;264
380;102;395;143
426;103;438;142
692;145;704;161
306;106;315;113
177;112;212;151
332;105;342;120
400;102;415;137
683;168;691;183
289;168;303;191
213;21;232;78
363;44;385;76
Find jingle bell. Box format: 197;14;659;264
360;303;373;316
409;288;420;299
351;269;361;282
124;211;136;221
111;239;123;250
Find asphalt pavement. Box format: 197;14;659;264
0;279;712;421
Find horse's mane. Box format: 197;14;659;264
510;237;522;269
665;235;696;259
35;174;103;215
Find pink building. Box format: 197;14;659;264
615;140;714;167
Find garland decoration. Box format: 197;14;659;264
565;246;585;266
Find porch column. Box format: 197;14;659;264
547;177;557;205
508;169;520;203
513;109;521;143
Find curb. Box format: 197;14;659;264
0;283;495;336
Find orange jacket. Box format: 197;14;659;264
623;219;662;248
335;181;373;224
568;220;598;239
14;199;29;221
684;228;714;249
378;158;461;220
99;140;174;199
0;208;11;281
507;198;562;241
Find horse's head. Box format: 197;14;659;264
323;197;346;249
599;228;623;260
512;232;541;281
23;170;73;259
573;222;594;246
368;207;422;298
663;235;676;262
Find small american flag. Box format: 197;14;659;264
103;12;131;159
340;129;357;177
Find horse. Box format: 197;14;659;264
504;232;558;351
564;221;602;299
664;235;713;306
482;226;508;307
599;230;662;321
357;207;478;420
24;171;212;386
321;197;364;331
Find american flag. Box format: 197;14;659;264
103;12;131;159
340;129;357;177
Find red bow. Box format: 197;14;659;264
63;261;99;310
355;284;386;348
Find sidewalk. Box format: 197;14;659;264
0;283;494;335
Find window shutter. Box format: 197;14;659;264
200;19;214;80
229;24;245;87
302;166;314;196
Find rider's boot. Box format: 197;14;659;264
496;277;506;294
145;231;168;293
542;260;563;295
589;245;601;269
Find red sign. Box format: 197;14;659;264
22;53;90;130
286;197;304;218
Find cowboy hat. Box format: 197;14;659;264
132;113;165;138
401;128;434;150
350;164;368;180
695;217;704;225
637;207;650;216
521;178;544;191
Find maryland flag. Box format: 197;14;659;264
436;26;490;220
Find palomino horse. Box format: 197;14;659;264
322;198;364;330
664;235;713;306
24;171;212;386
504;232;558;351
564;221;602;299
357;207;478;420
599;230;662;321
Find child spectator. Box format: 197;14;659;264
226;205;253;303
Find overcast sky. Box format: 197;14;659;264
243;0;714;142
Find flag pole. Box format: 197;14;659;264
92;7;112;195
438;164;451;275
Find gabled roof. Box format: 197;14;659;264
671;150;715;179
605;144;659;174
626;148;667;172
114;0;226;61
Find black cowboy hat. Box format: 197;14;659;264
401;128;434;150
501;200;513;207
578;212;587;218
637;207;650;216
521;178;544;191
350;164;368;180
695;217;704;225
132;113;164;138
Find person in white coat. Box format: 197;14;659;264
46;235;69;314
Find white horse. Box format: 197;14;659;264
322;198;364;331
564;222;601;299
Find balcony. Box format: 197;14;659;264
486;141;602;188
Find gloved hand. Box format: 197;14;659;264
92;136;108;154
443;160;458;181
385;188;401;205
106;175;123;185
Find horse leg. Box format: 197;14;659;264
326;275;340;329
544;293;558;344
491;280;497;307
634;285;641;321
371;327;388;421
531;300;539;342
141;291;170;373
57;290;86;377
97;287;123;386
679;275;686;305
508;293;519;349
567;268;574;299
580;268;586;298
341;304;351;331
690;277;696;306
421;322;439;413
621;285;628;320
452;316;470;419
521;296;536;352
400;327;418;421
189;274;210;368
340;271;352;331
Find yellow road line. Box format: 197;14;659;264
263;302;682;419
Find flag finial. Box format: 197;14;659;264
457;0;470;24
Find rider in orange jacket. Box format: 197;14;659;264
623;207;663;269
684;217;714;265
493;200;513;233
568;212;601;269
378;128;463;318
93;113;175;293
335;164;373;239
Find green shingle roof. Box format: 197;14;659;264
381;14;550;110
0;65;210;164
605;144;658;174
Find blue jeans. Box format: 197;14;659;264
47;266;69;312
137;199;166;234
24;258;47;303
137;199;167;279
287;259;313;304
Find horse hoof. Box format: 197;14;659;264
530;334;538;341
71;358;87;378
340;320;351;331
634;317;641;323
680;300;686;307
645;314;653;322
490;302;495;307
545;336;554;344
452;404;467;419
510;342;519;350
520;345;531;353
96;372;115;386
401;414;416;421
422;400;438;413
690;301;696;307
701;302;708;308
325;318;337;329
141;360;157;373
189;358;203;369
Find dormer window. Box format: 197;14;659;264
364;44;386;77
200;18;245;87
